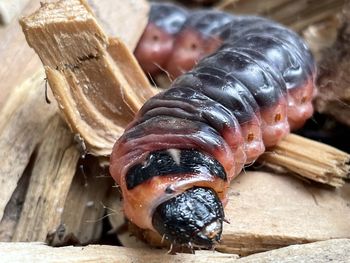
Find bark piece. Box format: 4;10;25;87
302;15;341;62
12;114;80;242
315;3;350;127
0;70;57;222
20;0;154;156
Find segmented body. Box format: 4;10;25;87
110;3;316;247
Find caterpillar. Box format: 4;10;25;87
110;3;316;248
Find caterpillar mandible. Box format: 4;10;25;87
110;2;316;248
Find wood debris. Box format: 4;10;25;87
0;242;239;263
259;134;350;187
0;70;57;222
1;239;349;263
315;2;350;127
20;0;155;156
236;239;350;263
12;114;80;242
0;0;348;257
216;0;347;32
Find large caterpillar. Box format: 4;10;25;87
110;3;316;248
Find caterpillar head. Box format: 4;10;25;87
152;187;224;248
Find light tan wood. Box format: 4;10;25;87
1;239;349;262
0;0;148;110
0;0;43;110
86;0;149;50
12;114;80;242
0;242;239;263
237;239;350;263
0;70;58;222
0;0;151;246
0;0;30;24
219;172;350;255
259;134;349;187
48;158;114;246
0;164;31;241
20;0;154;156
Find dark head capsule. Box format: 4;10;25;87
152;187;224;247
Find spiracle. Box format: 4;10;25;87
110;2;316;248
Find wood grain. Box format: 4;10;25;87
0;70;57;222
12;114;80;242
20;0;154;156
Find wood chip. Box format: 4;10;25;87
0;242;239;263
259;134;350;187
19;0;154;156
48;157;114;246
0;163;31;241
1;238;349;262
12;114;80;242
218;172;350;255
0;70;57;222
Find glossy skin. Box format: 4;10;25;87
134;3;188;75
112;3;317;248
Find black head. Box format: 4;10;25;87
152;187;224;248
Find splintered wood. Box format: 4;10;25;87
0;70;57;222
20;0;155;156
259;134;350;187
12;114;80;242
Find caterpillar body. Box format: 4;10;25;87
110;3;316;247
